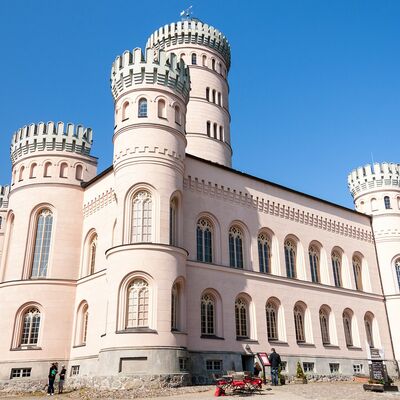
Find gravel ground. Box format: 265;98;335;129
1;382;400;400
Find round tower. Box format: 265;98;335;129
348;162;400;366
100;48;190;377
146;19;232;167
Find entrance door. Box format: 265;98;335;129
241;355;254;372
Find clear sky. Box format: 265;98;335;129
0;0;399;208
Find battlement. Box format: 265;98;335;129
348;162;400;197
146;20;231;70
0;185;10;209
10;122;93;165
110;47;190;101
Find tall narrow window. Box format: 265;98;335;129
138;98;148;118
43;162;52;177
218;92;222;106
59;163;68;178
131;191;152;243
31;209;53;278
213;123;217;139
212;59;216;70
20;308;41;346
196;218;213;263
157;99;166;118
89;234;97;275
219;126;223;141
206;121;211;137
206;87;210;101
284;240;296;278
175;105;181;125
201;293;215;335
332;252;342;287
18;166;25;181
127;279;149;328
212;89;216;103
343;310;353;347
122;101;130;120
353;256;363;291
75;165;83;181
30;163;37;179
364;314;374;348
229;226;244;268
169;198;178;246
171;284;179;331
258;233;271;273
82;304;89;344
191;53;197;65
294;305;305;342
395;259;400;290
319;308;330;345
384;196;391;209
0;216;2;229
202;55;207;66
309;246;320;283
235;298;248;338
266;301;278;340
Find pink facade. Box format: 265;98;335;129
0;18;399;384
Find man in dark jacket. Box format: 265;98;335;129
58;365;67;394
47;362;58;395
268;348;281;386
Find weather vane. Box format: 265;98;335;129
180;5;193;21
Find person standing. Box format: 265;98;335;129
268;348;281;386
47;362;58;395
58;365;67;394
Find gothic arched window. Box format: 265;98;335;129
343;310;353;347
309;246;320;283
265;301;278;340
201;293;215;335
138;98;148;118
20;308;41;346
31;209;53;278
127;279;149;328
235;298;249;338
196;218;213;263
89;234;97;275
229;226;244;269
353;256;363;291
364;314;374;349
191;53;197;65
384;196;391;209
395;259;400;290
294;305;305;343
169;198;178;246
319;308;330;345
171;284;179;331
332;252;342;287
258;233;271;273
131;191;152;243
284;240;296;278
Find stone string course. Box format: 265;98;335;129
184;176;373;243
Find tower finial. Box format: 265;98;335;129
180;5;193;21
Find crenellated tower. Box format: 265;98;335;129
348;162;400;367
100;47;191;376
146;19;232;167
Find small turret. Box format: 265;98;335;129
146;20;233;167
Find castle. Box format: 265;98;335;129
0;17;400;385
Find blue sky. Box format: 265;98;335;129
0;0;399;208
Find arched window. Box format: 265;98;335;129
157;99;166;118
75;303;89;346
75;165;83;181
319;308;330;345
235;298;248;338
364;313;374;348
206;87;210;101
294;305;305;343
284;240;296;278
212;59;216;70
332;252;342;287
395;259;400;290
213;123;217;139
218;92;222;106
0;216;2;229
29;163;37;179
43;162;52;178
258;233;271;273
202;55;207;66
201;293;215;335
229;226;244;268
371;198;378;211
206;121;211;137
384;196;391;209
175;105;181;125
343;310;353;347
171;283;179;331
20;308;41;346
18;166;25;181
353;256;363;291
31;209;53;278
309;246;320;283
127;279;149;328
138;98;148;118
169;198;178;246
122;101;130;120
59;163;68;178
265;301;278;340
197;218;213;263
88;234;97;275
131;190;152;243
212;89;216;103
191;53;197;65
219;126;223;141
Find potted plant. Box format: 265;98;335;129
294;362;307;384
